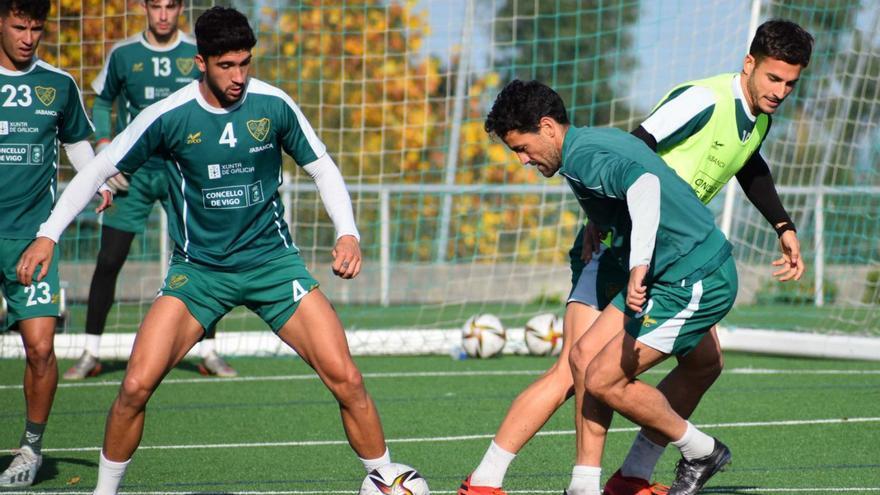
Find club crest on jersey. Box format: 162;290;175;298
176;57;195;76
246;118;270;142
34;86;56;106
168;274;189;289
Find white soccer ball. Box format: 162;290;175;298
461;313;506;358
359;462;430;495
524;313;564;356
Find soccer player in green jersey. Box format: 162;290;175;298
0;0;112;487
460;20;812;495
579;20;813;495
18;7;392;493
484;79;738;495
63;0;238;380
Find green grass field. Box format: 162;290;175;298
1;353;878;494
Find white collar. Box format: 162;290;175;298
0;58;38;76
139;30;183;52
732;73;757;122
193;80;248;114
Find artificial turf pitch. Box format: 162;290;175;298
1;352;879;493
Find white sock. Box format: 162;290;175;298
200;338;215;357
620;431;666;481
470;440;517;487
93;452;130;495
359;448;390;473
85;334;101;358
566;465;601;495
671;421;714;461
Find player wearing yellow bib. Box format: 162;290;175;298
459;20;812;495
0;0;112;487
18;7;394;493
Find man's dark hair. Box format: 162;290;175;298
749;19;814;67
194;6;256;58
485;79;570;138
0;0;50;21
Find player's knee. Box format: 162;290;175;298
327;366;367;404
584;369;619;405
24;340;55;372
568;342;590;377
118;375;154;409
96;246;128;272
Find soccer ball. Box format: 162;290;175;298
524;313;564;356
359;463;430;495
461;313;506;358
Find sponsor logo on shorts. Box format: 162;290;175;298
246;118;270;141
176;57;195;76
168;274;189;289
641;315;657;328
35;86;56;106
187;131;202;144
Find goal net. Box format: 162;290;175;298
2;0;877;360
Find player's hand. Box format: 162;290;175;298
772;230;805;282
626;264;649;313
16;237;56;285
332;235;361;279
95;189;113;213
106;173;129;193
580;222;604;263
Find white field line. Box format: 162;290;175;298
1;367;879;391
22;416;880;454
2;488;879;494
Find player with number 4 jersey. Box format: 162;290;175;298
18;7;395;494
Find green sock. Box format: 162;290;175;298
20;420;46;455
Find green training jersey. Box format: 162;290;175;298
91;32;198;170
560;126;731;284
642;73;770;203
102;79;327;270
0;60;93;239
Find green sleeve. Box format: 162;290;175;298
59;77;94;143
92;96;113;142
280;98;325;165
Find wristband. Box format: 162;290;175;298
774;222;796;238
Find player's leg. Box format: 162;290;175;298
462;227;608;494
588;257;738;495
0;241;62;487
609;327;722;493
461;301;600;493
65;225;135;380
68;171;153;380
566;306;629;495
275;288;388;467
93;296;205;495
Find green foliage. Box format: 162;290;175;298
485;0;639;127
754;276;837;305
863;269;880;305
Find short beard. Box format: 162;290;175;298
205;75;244;107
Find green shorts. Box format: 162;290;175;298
569;224;625;309
102;167;169;234
159;252;320;333
613;254;738;356
0;238;61;327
